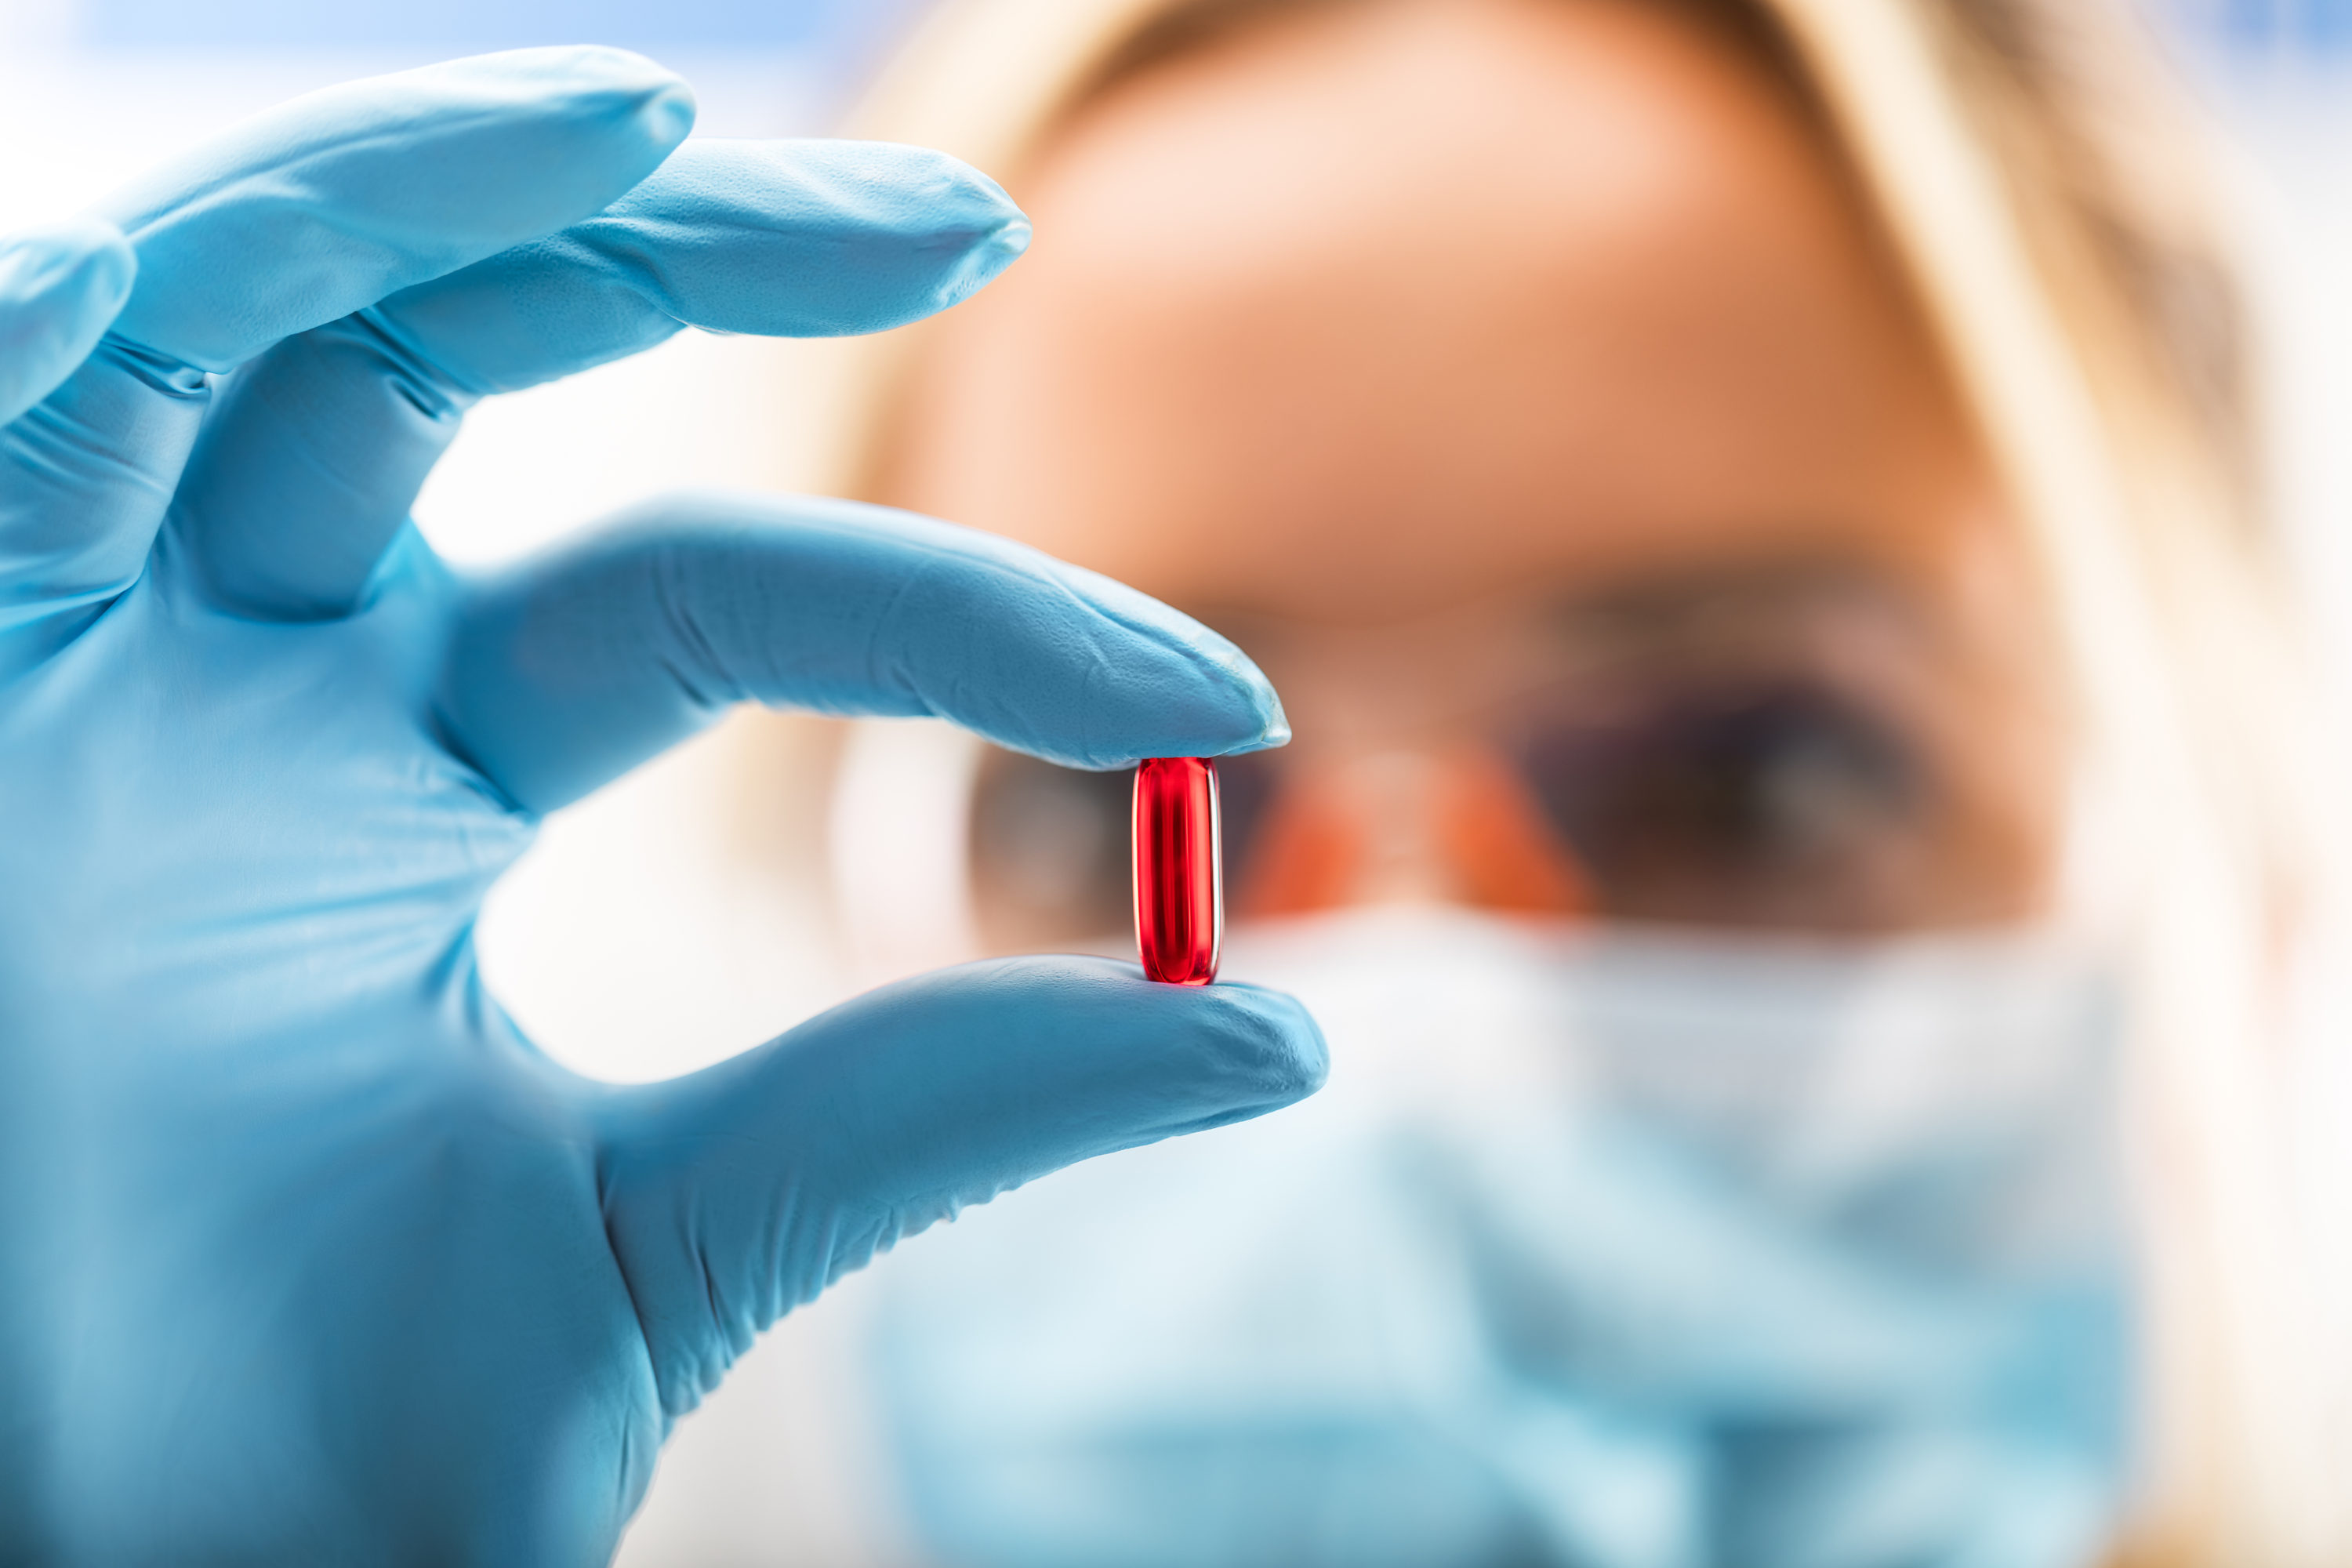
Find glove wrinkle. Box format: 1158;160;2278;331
344;306;479;420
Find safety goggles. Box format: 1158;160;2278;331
965;564;2060;952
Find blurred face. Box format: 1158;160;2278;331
880;0;2066;949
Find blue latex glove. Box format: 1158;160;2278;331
0;48;1323;1566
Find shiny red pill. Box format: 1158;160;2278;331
1133;757;1222;985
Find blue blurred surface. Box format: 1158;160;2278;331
78;0;902;53
66;0;2352;74
2172;0;2352;53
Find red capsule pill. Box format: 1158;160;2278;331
1133;757;1222;985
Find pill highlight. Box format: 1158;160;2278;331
1134;757;1222;985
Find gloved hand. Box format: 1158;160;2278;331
0;48;1322;1566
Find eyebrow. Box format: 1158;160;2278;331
1552;555;1922;638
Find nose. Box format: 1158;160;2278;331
1234;746;1594;918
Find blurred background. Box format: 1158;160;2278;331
5;0;2351;1562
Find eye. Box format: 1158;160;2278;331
1515;682;1931;930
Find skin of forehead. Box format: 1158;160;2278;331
882;0;2016;628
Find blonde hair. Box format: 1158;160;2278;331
789;0;2350;1557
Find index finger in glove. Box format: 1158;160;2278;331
96;45;695;372
593;956;1328;1421
437;492;1291;815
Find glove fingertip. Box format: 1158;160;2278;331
1237;698;1293;753
927;196;1029;313
476;43;696;142
1004;554;1289;767
1196;644;1290;757
628;67;697;154
0;218;136;423
572;49;696;170
816;141;1033;333
455;45;700;214
53;216;139;306
1199;980;1330;1108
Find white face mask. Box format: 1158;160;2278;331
873;907;2132;1568
1260;908;2122;1272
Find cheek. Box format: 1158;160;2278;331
1899;518;2077;906
1914;638;2074;917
